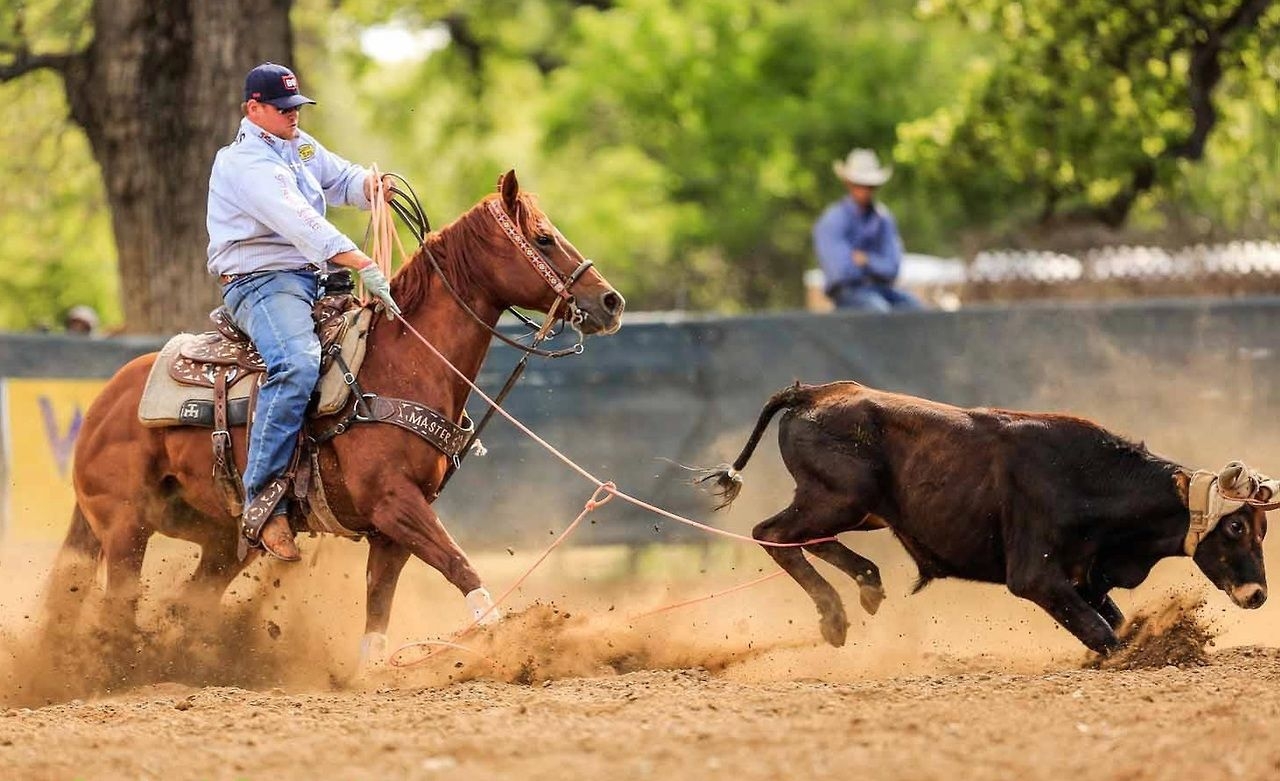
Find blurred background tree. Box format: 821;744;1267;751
898;0;1280;247
1;0;1277;331
1;0;293;334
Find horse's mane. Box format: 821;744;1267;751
390;194;512;312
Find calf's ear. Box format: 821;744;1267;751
1172;470;1192;506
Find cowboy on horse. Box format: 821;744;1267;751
52;58;623;673
206;62;400;562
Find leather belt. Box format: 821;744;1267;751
219;273;242;285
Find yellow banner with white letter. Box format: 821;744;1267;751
2;378;105;542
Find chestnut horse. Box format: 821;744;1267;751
48;171;624;669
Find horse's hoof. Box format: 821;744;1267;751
859;584;886;616
466;587;501;627
819;609;848;647
354;632;388;678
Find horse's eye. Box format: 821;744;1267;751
535;234;554;247
1226;518;1247;538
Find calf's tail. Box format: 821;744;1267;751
695;382;814;509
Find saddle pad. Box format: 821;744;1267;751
138;307;374;428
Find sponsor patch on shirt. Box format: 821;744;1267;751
298;142;315;162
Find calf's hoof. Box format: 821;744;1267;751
859;584;886;616
819;608;849;647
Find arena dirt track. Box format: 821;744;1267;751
3;529;1280;781
4;646;1280;781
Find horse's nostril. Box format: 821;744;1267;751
1251;590;1268;608
602;291;625;315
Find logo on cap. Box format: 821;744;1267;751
282;74;297;92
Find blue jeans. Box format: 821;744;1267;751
831;283;924;312
222;269;321;506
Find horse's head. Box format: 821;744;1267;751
482;170;625;335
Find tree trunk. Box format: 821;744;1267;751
58;0;294;334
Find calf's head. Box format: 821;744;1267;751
1183;461;1275;609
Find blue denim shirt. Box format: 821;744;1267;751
812;197;903;293
207;117;371;276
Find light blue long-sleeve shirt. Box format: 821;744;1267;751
812;197;903;293
207;117;371;276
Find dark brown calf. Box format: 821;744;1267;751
701;381;1272;654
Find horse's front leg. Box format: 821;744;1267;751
368;483;502;629
356;534;411;673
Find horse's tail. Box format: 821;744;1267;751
42;504;100;630
59;503;101;559
694;382;816;509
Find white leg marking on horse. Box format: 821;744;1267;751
357;632;389;674
466;587;502;626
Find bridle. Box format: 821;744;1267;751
483;198;595;328
379;174;600;491
385;175;596;359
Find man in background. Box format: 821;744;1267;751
64;305;100;336
813;148;923;312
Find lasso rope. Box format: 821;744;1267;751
372;195;840;669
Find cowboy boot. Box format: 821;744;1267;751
238;478;300;562
259;513;301;562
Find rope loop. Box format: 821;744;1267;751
585;482;617;512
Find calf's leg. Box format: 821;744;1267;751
755;506;849;647
805;540;886;615
1008;567;1121;654
1077;575;1124;631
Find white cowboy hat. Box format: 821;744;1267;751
833;148;892;186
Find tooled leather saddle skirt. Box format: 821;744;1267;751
138;294;374;428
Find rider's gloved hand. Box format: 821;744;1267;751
359;263;402;320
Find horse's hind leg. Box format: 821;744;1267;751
40;504;102;644
805;539;886;616
755;505;850;647
357;534;412;672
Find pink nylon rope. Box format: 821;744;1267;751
397;318;837;549
377;222;840;668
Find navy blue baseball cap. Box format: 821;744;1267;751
243;62;316;109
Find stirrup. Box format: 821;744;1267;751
236;478;291;561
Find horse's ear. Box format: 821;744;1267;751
498;169;520;215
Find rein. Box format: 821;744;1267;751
385;176;590;360
354;173;597;491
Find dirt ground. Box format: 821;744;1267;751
3;528;1280;781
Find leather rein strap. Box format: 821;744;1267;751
388;176;590;360
307;177;591;496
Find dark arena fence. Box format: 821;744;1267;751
5;297;1280;548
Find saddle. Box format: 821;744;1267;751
167;298;352;388
139;293;373;429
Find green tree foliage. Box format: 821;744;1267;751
899;0;1280;237
0;0;117;332
541;0;951;309
3;0;1279;325
318;0;977;310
